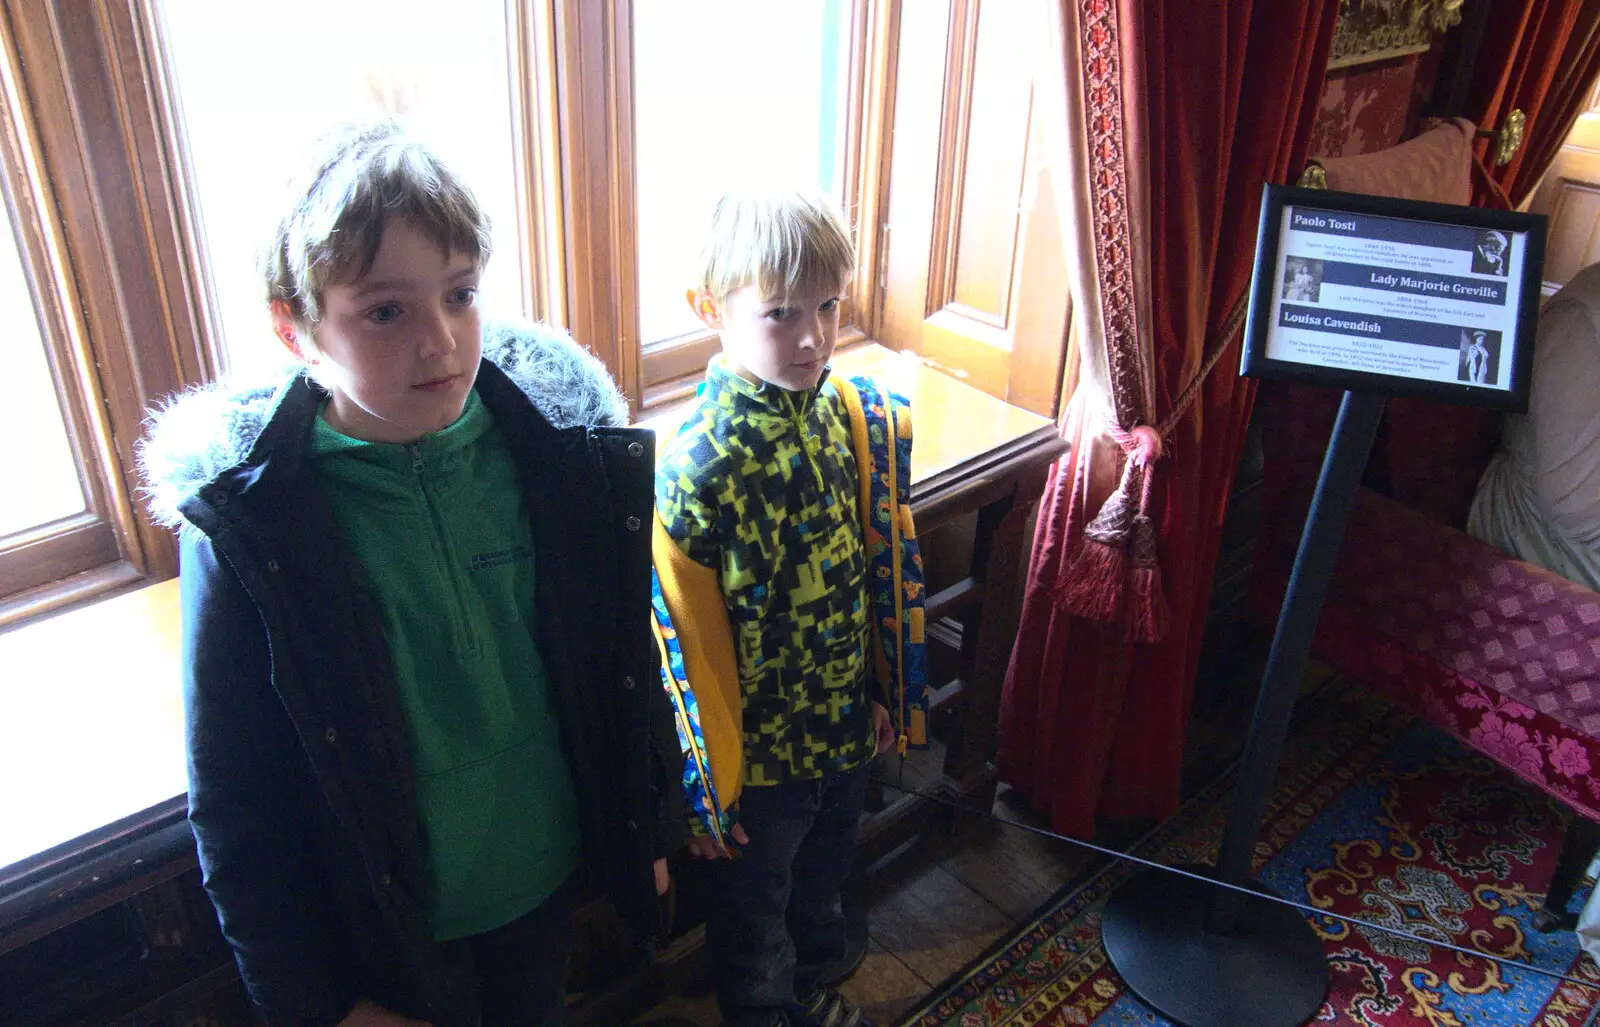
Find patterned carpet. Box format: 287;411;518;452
903;681;1600;1026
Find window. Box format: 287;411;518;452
633;0;852;345
155;0;893;409
1;0;1068;620
0;3;191;624
2;219;84;538
627;0;872;397
0;169;125;613
0;0;880;614
156;0;529;380
875;0;1070;415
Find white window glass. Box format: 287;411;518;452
633;0;852;344
158;1;524;381
0;211;84;538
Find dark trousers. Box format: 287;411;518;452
705;763;871;1027
437;877;576;1027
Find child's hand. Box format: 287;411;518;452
685;835;720;860
872;702;896;755
654;857;670;895
685;823;750;859
338;999;431;1027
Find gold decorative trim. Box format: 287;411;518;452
1076;0;1148;427
1328;0;1464;71
1492;108;1525;167
1297;163;1329;190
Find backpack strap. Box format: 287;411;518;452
837;374;929;752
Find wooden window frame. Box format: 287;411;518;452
147;1;562;377
874;0;1071;418
0;1;211;626
0;0;911;616
0;0;588;621
0;28;120;612
545;0;640;399
549;0;901;411
510;0;568;328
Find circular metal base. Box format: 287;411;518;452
1100;866;1329;1027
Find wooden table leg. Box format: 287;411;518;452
855;435;1061;861
943;467;1048;796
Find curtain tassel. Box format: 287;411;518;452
1125;462;1169;642
1057;424;1171;639
1055;456;1139;622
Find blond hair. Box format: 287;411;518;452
262;118;491;334
694;189;855;304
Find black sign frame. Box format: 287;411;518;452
1241;184;1545;412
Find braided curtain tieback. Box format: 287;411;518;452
1053;295;1247;642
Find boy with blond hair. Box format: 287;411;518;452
651;190;928;1027
141;119;680;1027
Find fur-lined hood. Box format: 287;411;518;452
138;318;628;530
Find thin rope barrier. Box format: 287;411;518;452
877;778;1600;994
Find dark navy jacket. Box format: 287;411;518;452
142;326;680;1027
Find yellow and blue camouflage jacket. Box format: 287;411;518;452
650;356;927;847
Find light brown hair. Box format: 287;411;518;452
262;118;491;336
694;188;856;304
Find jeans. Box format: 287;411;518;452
705;762;871;1027
437;876;576;1027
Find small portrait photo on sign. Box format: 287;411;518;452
1457;328;1502;385
1472;230;1510;277
1282;257;1323;302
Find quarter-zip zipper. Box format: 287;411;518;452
409;443;481;658
783;390;829;502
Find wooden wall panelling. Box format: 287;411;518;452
1529;79;1600;293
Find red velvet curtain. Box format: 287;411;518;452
998;0;1337;838
1470;0;1600;207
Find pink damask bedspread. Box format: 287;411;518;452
1308;488;1600;820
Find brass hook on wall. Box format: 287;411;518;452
1477;108;1526;167
1296;163;1329;189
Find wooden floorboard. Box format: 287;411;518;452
631;992;720;1026
858;859;1013;992
633;785;1106;1025
935;816;1084;922
632;660;1347;1023
837;939;933;1026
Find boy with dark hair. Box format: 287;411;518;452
142;119;680;1027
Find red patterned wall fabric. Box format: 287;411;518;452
1310;57;1428;158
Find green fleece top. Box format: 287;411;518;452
308;391;580;941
